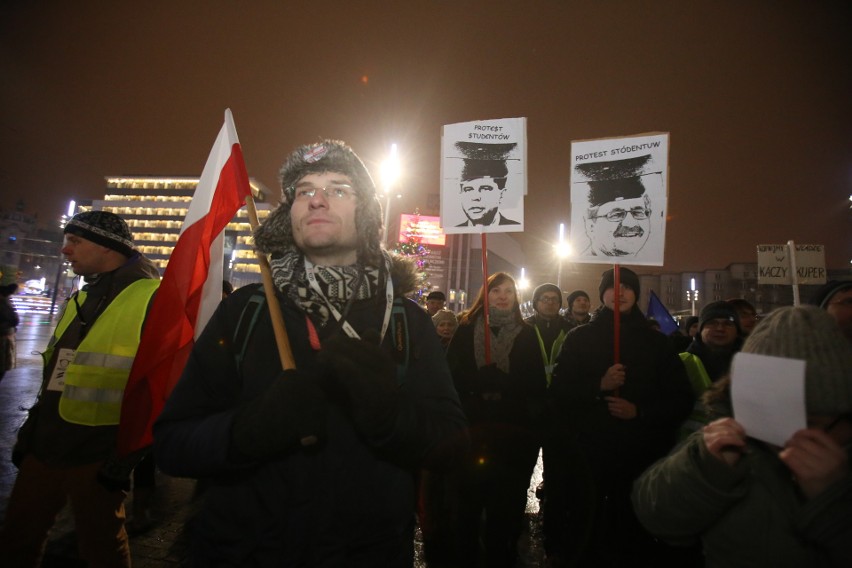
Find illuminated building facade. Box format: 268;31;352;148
82;176;275;287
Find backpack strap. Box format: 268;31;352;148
233;291;266;370
388;297;410;385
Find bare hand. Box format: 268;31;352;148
703;417;747;466
604;396;637;420
779;428;850;499
601;364;626;391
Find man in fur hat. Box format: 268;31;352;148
154;140;468;567
0;211;160;566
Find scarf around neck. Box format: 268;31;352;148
269;249;383;327
474;306;523;373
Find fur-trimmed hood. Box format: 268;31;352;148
389;253;419;297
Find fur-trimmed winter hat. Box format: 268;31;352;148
699;300;742;335
64;211;135;257
742;305;852;416
532;283;562;307
253;140;383;264
566;290;590;310
598;267;640;302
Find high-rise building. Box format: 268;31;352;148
81;176;274;287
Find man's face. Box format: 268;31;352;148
700;318;738;349
536;292;562;318
735;307;757;335
61;234;113;277
571;296;590;317
426;299;445;316
601;285;636;313
826;288;852;341
460;177;504;225
585;196;650;257
290;172;359;266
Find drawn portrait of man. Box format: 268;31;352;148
454;141;520;227
578;155;656;257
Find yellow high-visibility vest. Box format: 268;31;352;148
46;279;159;426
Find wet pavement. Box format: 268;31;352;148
0;310;546;567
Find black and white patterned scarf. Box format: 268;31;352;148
269;250;383;327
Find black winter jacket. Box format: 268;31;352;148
550;306;692;476
154;281;468;567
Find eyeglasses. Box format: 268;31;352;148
538;296;561;304
592;207;650;222
704;319;736;329
286;183;356;201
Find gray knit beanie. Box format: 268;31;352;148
742;305;852;416
432;308;458;330
253;140;383;264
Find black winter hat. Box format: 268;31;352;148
566;290;590;310
426;291;446;302
64;211;135;257
598;267;640;302
699;301;742;335
532;283;562;307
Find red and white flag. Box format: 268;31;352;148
117;109;253;456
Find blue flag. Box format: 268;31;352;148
646;290;679;335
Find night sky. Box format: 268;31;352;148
2;1;850;283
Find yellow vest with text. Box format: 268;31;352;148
47;279;159;426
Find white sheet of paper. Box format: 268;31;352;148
730;352;807;447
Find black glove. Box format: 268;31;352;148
229;370;327;461
97;448;149;492
317;329;399;440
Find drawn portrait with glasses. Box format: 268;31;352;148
571;153;666;262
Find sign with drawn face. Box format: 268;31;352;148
569;133;669;266
441;117;526;234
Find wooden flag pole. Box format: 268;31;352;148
481;232;491;365
245;196;297;371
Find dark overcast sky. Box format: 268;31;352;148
1;0;850;280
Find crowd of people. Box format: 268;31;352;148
0;138;849;568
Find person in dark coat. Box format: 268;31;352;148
0;282;20;381
444;271;547;568
548;267;693;567
153;140;468;567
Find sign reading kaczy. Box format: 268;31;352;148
757;244;826;285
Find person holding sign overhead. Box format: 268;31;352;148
445;271;547;568
548;267;692;566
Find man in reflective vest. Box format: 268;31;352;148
0;211;160;567
678;300;743;439
524;282;574;563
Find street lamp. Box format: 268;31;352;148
685;277;699;316
379;143;401;244
554;223;572;291
517;267;530;301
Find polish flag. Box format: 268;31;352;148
117;109;253;456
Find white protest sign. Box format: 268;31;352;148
569;132;669;266
757;243;826;285
440;117;526;234
731;352;807;448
